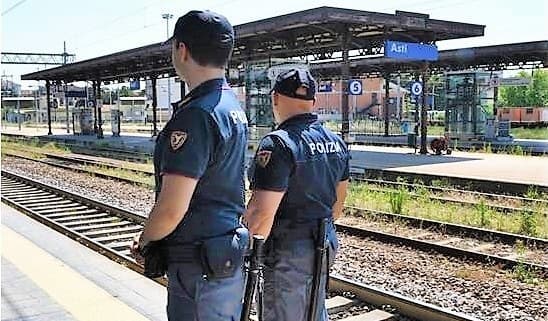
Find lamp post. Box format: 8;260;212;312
162;13;174;121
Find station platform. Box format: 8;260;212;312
1;203;167;321
2;126;547;188
353;133;548;152
349;145;548;188
1;126;155;153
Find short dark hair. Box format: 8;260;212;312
177;40;232;68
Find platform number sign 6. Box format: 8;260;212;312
411;81;423;97
348;80;363;95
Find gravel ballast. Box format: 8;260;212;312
2;156;546;321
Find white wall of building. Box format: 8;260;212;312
146;77;184;109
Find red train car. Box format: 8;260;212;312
497;107;548;126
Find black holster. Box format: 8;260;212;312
157;227;249;280
199;227;248;280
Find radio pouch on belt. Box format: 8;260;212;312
200;227;249;279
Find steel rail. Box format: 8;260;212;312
2;169;483;321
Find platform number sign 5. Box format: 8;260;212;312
348;79;363;95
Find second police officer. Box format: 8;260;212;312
131;10;249;321
244;69;350;321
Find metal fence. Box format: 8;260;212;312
323;118;406;136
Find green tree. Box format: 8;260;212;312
101;89;118;105
119;86;134;97
500;70;548;107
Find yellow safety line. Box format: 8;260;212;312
1;225;151;321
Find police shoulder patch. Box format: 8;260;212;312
256;150;272;168
170;131;188;151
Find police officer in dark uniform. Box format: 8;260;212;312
130;10;249;321
244;69;350;321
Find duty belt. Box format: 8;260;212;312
270;217;333;242
163;243;202;263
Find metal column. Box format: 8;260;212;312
396;75;401;120
472;75;478;136
63;41;70;134
384;74;390;136
414;73;420;152
92;80;98;133
46;80;52;135
420;66;429;154
96;80;104;139
64;81;70;133
17;97;21;131
152;76;158;136
493;86;499;118
340;28;351;141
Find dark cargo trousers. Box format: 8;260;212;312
263;221;339;321
167;262;245;321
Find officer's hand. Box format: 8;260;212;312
130;233;145;265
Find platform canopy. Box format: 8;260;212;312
310;40;548;78
21;6;484;82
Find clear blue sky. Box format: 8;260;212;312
2;0;547;83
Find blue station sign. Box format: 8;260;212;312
384;40;439;61
65;90;87;98
129;80;141;90
318;82;333;92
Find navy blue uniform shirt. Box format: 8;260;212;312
250;113;350;221
154;78;248;243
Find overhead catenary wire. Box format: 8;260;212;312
71;0;244;58
66;0;159;42
73;22;163;53
2;0;28;16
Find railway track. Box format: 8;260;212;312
1;170;483;321
337;219;547;276
362;185;546;215
3;153;547;270
352;176;548;208
2;134;152;163
5;151;545;213
5;133;546;196
344;206;546;247
350;166;548;197
3;152;153;187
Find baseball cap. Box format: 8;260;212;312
270;69;316;101
163;10;234;50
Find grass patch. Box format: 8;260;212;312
431;178;451;188
455;267;498;281
510;127;548;140
345;181;548;238
512;241;545;286
1;138;70;155
83;165;154;187
1;149;44;160
380;125;547;140
389;187;407;214
475;200;490;228
525;187;547;201
481;143;493;154
519;210;538;237
426;125;445;136
1;136;154;173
